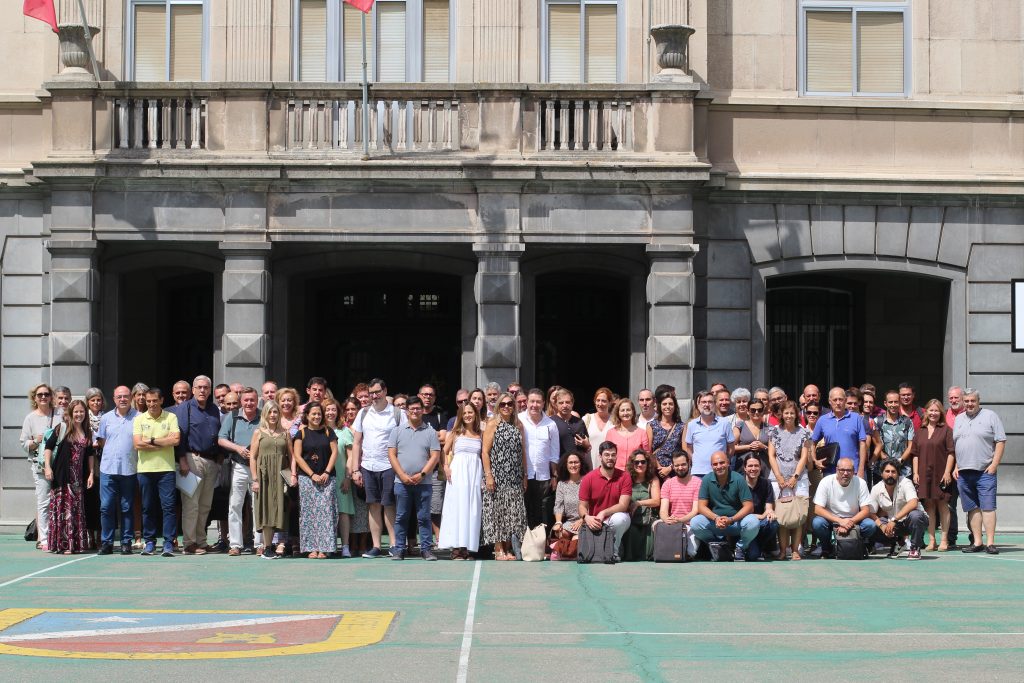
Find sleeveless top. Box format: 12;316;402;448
650;420;684;467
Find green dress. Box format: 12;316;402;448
619;480;654;562
254;431;288;530
334;426;355;515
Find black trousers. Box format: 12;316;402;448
525;479;555;530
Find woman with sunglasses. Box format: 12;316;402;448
21;383;62;551
733;399;769;475
619;449;661;561
481;393;528;561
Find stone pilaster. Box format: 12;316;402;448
474;241;524;389
646;243;699;401
220;242;271;388
47;239;101;392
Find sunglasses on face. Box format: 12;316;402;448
36;392;51;398
749;407;764;413
806;410;819;416
633;459;647;465
498;401;514;408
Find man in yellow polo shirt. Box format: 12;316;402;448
133;388;180;557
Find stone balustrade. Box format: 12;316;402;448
42;81;702;161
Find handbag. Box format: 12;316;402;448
551;527;578;560
37;422;67;468
775;495;808;529
520;524;547;562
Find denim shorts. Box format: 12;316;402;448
957;469;997;512
360;467;395;506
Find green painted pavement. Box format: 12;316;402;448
1;536;1022;681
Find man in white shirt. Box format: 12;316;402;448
869;458;927;560
811;457;876;559
519;388;561;530
352;377;408;558
636;389;657;429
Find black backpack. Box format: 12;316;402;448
835;525;866;560
577;525;617;564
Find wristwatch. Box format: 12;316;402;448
149;436;155;446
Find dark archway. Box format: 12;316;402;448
767;271;948;400
295;271;462;406
118;269;215;394
534;272;630;410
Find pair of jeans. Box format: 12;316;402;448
228;461;255;549
811;516;878;552
100;472;136;546
138;471;177;545
393;480;433;552
746;517;780;560
873;510;928;549
690;514;760;550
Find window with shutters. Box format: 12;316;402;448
128;0;207;81
295;0;452;82
544;0;621;83
800;2;908;96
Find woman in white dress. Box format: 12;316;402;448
582;387;614;468
438;402;483;560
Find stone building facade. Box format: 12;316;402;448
1;0;1022;528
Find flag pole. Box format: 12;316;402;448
75;0;102;81
360;11;370;160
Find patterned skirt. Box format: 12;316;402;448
298;476;337;552
48;484;89;554
482;484;527;545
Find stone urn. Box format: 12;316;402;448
57;24;101;79
650;24;695;83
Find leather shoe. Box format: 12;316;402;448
120;544;132;555
985;545;1000;555
97;544;113;555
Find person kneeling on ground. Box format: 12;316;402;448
652;450;701;559
869;458;927;560
690;451;759;561
578;442;632;562
811;457;876;559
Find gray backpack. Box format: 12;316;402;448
577;525;617;564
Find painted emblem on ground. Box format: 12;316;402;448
0;609;395;660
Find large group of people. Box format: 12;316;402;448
20;375;1007;562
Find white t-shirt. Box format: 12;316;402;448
813;474;870;517
353;403;407;472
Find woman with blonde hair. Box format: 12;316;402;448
481;393;528;560
912;398;955;551
249;400;292;559
20;382;61;550
582;387;614;468
605;398;650;471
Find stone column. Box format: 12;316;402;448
646;243;699;401
473;241;524;389
220;242;272;388
47;239;101;392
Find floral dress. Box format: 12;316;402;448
48;435;91;553
650;420;684;469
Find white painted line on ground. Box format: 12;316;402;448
0;554;96;589
0;614;341;642
456;560;482;683
447;631;1024;638
25;576;143;581
356;578;472;582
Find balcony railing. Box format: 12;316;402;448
43;82;701;161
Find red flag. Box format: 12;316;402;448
24;0;58;33
344;0;374;12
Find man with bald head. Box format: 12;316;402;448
691;451;759;561
96;386;140;555
812;457;875;559
172;380;192;406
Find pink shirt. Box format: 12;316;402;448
660;475;702;518
606;427;651;470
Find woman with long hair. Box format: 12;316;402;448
249;400;292;559
323;397;355;558
619;449;661;561
481;393;528;560
43;399;95;554
438;402;484;560
913;399;955;551
647;391;684;481
292;402;338;559
20;382;60;551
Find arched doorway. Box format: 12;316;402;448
766;271;949;399
294;271;462;405
534;272;630;409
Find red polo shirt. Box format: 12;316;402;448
579;467;632;516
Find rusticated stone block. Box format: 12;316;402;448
51;331;94;364
223;271;268;304
648;334;694;368
50;269;94;302
223;333;267;366
476;335;519;368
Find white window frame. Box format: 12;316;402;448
292;0;456;82
541;0;625;84
798;0;910;97
126;0;210;81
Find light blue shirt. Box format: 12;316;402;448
685;416;736;476
97;408;140;476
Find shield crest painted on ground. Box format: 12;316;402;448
0;609;396;660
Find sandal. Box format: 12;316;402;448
937;543;949;552
493;550;508;561
453;549;467;561
308;552;317;559
275;543;286;556
792;550;802;561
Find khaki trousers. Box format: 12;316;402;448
181;453;219;547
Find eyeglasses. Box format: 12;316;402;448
369;389;383;396
419;392;435;398
498;401;514;408
836;468;854;474
35;392;51;398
